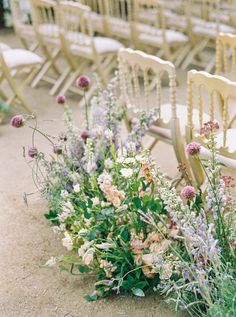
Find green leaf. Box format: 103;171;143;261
87;229;96;241
76;264;90;273
132;288;145;297
132;197;142;209
84;293;98;301
134;281;148;289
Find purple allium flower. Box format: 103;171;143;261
10;115;24;128
76;75;90;89
28;147;38;158
56;95;66;104
81;130;89;140
181;186;196;200
53;144;63;155
186;142;201;156
200;121;219;135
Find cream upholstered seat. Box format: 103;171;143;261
149;104;210;138
193;22;235;39
186;70;236;185
0;43;11;51
2;49;43;69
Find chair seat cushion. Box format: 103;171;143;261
137;24;188;46
0;42;11;51
70;35;124;56
149;103;210;138
2;49;43;69
107;17;131;39
193;21;235;38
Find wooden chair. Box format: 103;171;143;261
10;0;38;51
182;0;235;70
79;0;106;34
131;0;190;67
53;1;123;98
103;0;132;43
186;70;236;185
215;33;236;80
118;48;198;179
30;0;62;89
0;46;43;112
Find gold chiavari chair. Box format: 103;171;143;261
118;48;204;180
30;0;62;89
131;0;189;67
186;70;236;185
10;0;38;51
54;1;123;99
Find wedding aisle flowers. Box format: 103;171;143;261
14;74;236;317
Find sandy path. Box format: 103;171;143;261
0;30;185;317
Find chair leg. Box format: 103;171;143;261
181;39;209;70
49;66;71;96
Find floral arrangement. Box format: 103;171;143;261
12;76;236;316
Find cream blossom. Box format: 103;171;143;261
92;197;100;206
82;248;95;265
44;256;57;267
62;232;73;251
73;183;81;193
104;158;113;169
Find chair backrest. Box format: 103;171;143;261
57;1;95;56
187;70;236;157
103;0;132;40
79;0;106;33
31;0;59;42
215;33;236;80
118;48;177;124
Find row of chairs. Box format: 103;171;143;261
119;48;236;186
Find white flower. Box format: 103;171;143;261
73;183;81;193
78;228;88;237
60;190;68;198
44;256;57;267
78;241;93;257
120;168;133;178
124;157;136;164
95;243;114;250
104;158;113;169
92;197;100;206
82;248;95;265
104;129;113;139
62;232;73;251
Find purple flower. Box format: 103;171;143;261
56;95;66;104
81;130;90;140
53;144;63;155
181;186;196;200
10;115;24;128
76;75;90;90
28;147;38;158
186;142;201;156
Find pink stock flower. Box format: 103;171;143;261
56;95;66;104
186;142;201;156
10;115;24;128
28;147;38;158
200;121;219;136
76;75;90;90
181;186;196;200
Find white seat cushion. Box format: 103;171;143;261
137;24;188;46
0;42;11;51
193;21;235;38
2;49;43;69
70;35;124;56
107;17;131;39
149;103;210;138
